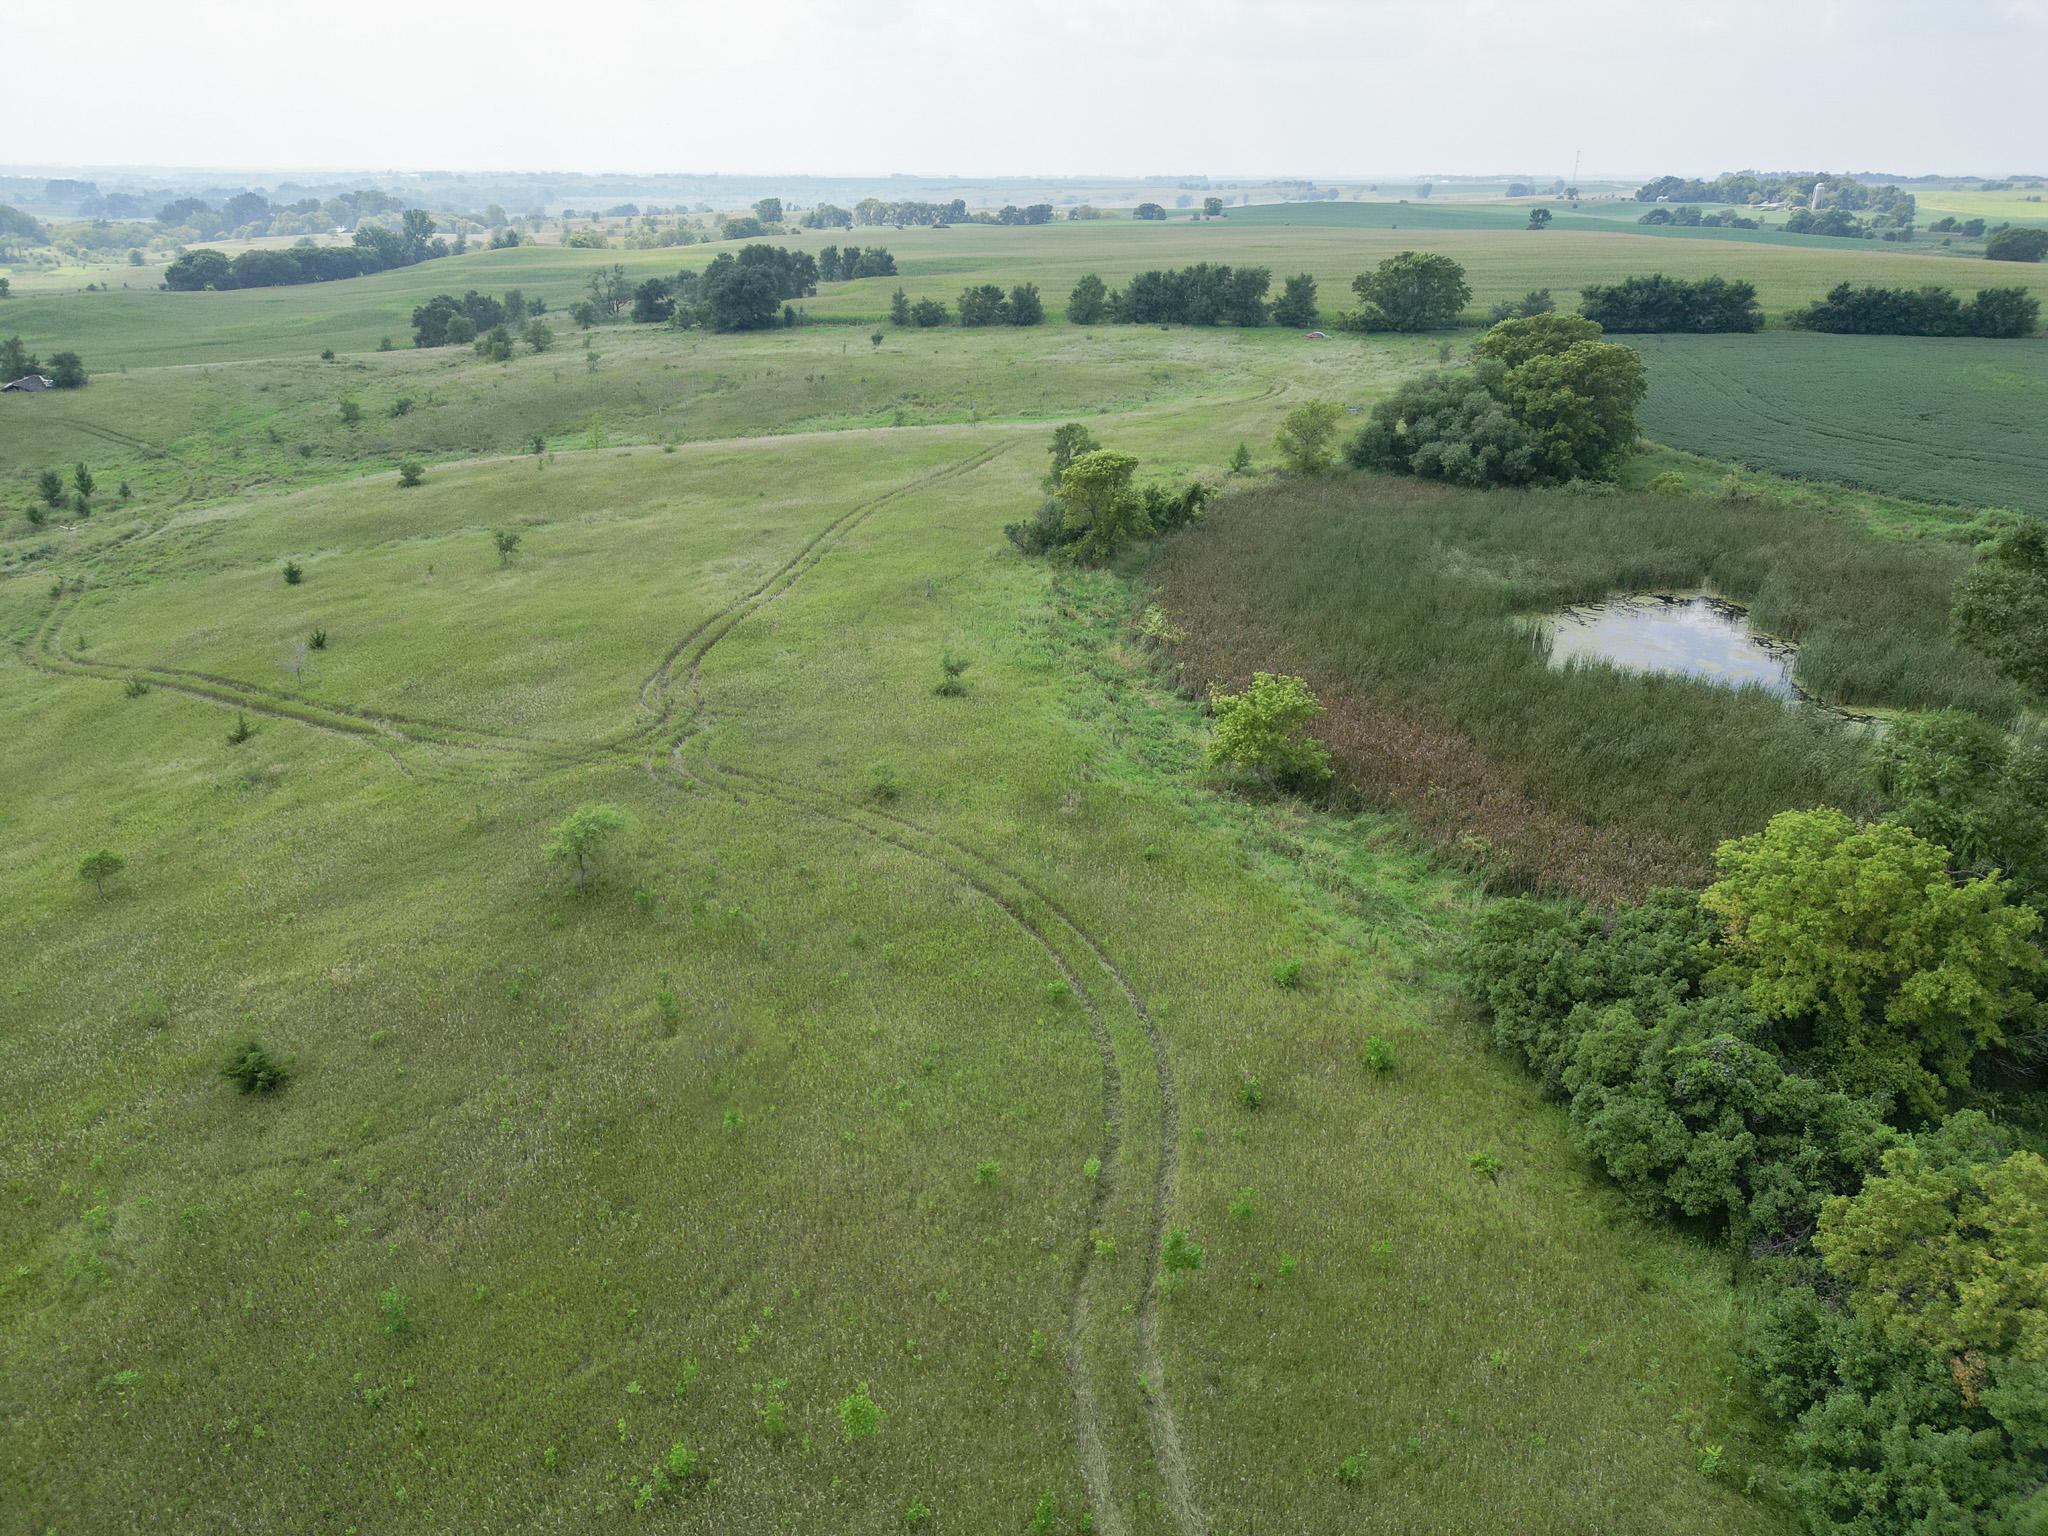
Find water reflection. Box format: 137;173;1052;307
1537;593;1799;697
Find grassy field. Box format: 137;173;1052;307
1633;332;2048;516
12;204;2048;374
12;200;2038;1535
0;404;1788;1533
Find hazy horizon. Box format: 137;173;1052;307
13;0;2042;181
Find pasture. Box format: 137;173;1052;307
1632;331;2048;515
0;413;1781;1533
5;190;2041;1536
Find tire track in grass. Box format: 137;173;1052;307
645;441;1205;1535
722;763;1203;1536
687;753;1134;1535
625;443;1007;745
629;442;1133;1520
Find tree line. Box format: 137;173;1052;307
814;245;898;282
1577;272;2038;336
165;210;447;292
1061;253;1467;332
1788;282;2040;338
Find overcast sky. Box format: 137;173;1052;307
13;0;2043;179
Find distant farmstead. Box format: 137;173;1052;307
3;374;55;392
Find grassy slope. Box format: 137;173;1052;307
0;324;1390;522
0;355;1781;1529
1632;331;2048;516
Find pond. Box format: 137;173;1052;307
1535;592;1800;698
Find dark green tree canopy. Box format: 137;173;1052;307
1347;251;1471;331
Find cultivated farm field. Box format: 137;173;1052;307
1633;332;2048;514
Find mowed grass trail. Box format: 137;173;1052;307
1633;331;2048;515
1;422;1779;1533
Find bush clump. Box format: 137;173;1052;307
221;1040;289;1095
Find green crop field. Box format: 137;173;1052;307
1633;332;2048;514
4;162;2045;1536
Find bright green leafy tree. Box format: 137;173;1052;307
1817;1139;2048;1362
544;804;629;890
1055;449;1145;563
1702;808;2045;1116
1206;673;1334;790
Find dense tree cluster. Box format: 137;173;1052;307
1785;206;1905;240
1985;226;2048;262
1637;205;1760;230
411;288;546;348
1092;264;1271;326
815;245;897;281
1341;251;1471;331
1578;273;1764;332
956;283;1044;326
1346;313;1646;485
1787;282;2039;338
1928;216;1989;237
165;210;446;291
1464;804;2048;1536
618;245;820;332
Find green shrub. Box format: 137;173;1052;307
396;459;425;489
1206;673;1333;790
837;1383;883;1442
1161;1228;1204;1277
221;1040;288;1095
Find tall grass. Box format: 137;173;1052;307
1149;474;2019;898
